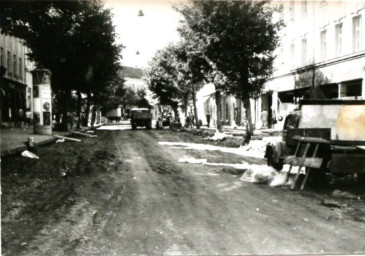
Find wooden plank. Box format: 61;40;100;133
331;145;357;151
356;146;365;151
293;136;330;144
54;135;81;142
284;156;323;169
291;143;311;190
71;131;97;138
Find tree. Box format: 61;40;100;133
0;0;122;130
176;0;282;139
147;43;209;128
146;45;184;116
98;76;126;112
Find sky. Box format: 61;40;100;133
103;0;186;68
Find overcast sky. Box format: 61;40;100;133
104;0;185;68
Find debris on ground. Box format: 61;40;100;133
206;132;233;141
54;135;81;142
239;136;282;159
178;157;207;164
240;164;294;187
21;150;39;159
56;139;65;143
240;165;277;184
71;131;98;138
321;199;346;209
331;190;358;200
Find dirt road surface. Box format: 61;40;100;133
2;126;365;255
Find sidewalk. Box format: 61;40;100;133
186;125;281;137
1;126;76;157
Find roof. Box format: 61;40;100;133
119;66;144;79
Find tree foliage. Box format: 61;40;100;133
146;45;183;111
0;0;123;128
176;0;282;99
175;0;282;136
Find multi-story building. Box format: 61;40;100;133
259;0;365;129
0;30;35;126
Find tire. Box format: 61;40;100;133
132;125;136;130
266;147;283;171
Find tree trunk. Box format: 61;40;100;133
85;91;91;126
61;90;71;131
76;90;82;129
215;89;222;133
192;83;200;129
184;92;189;117
243;98;253;144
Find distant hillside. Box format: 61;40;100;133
119;66;144;79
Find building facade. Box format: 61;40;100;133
0;31;35;126
261;0;365;129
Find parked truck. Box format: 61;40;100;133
130;108;152;130
265;99;365;187
106;108;122;123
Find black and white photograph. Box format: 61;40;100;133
1;0;365;255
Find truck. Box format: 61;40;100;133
106;108;122;123
130;108;152;130
265;99;365;188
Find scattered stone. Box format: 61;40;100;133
332;190;358;200
321;199;345;209
21;150;39;159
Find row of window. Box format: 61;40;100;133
284;15;362;68
285;0;329;22
320;15;362;61
0;47;23;79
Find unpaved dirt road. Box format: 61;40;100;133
2;126;365;256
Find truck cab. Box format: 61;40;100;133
130;108;152;130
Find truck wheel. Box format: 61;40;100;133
266;147;283;171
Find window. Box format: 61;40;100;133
7;51;11;74
302;0;307;17
335;23;343;56
0;47;3;66
290;43;295;68
340;80;362;98
13;54;17;77
301;38;307;66
19;57;22;79
290;1;295;21
320;30;327;61
353;15;362;52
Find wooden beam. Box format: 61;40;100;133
71;131;97;138
284;156;323;169
54;135;81;142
